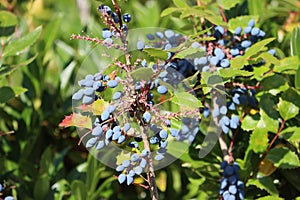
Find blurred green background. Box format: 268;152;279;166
0;0;299;199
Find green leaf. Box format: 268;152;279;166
0;86;27;104
244;38;275;58
259;94;279;133
277;98;299;120
129;67;154;82
33;175;50;200
291;27;300;59
0;55;37;77
173;0;189;8
174;47;202;59
0;11;17;36
171;92;202;109
161;7;181;17
257;196;282;200
258;52;280;66
218;0;242;10
291;27;300;88
273;56;299;73
280;127;300;142
266;147;300;169
143;48;168;60
260;74;289;95
296;67;300;89
71;180;88;200
247;0;266;16
249;126;269;153
219;68;253;78
241;115;259;131
228;15;258;33
247;176;279;196
3;26;42;57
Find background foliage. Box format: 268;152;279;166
0;0;299;199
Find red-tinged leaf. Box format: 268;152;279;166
59;113;92;129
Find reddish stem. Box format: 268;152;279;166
260;120;286;162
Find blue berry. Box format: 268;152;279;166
150;136;159;144
0;184;2;192
214;48;225;60
220;106;228;115
220;178;228;189
105;129;113;139
126;175;134;185
228;102;236;110
228;185;237;194
241;40;252;48
248;19;255;27
111;12;119;23
116;165;124;172
251;27;260;36
258;30;266;37
160;140;168;148
159;130;168;139
234;26;242;35
134;166;143;175
225;166;234;176
118;135;126;143
137;40;145;50
215;26;225;34
118;174;126;184
157;85;168;94
4;197;14;200
101;110;110;121
244;26;252;34
220;59;230;68
155;32;164;39
107;80;118;88
141;149;149;157
230;49;240;56
102;28;112;39
155;153;164;161
140;158;147;168
170;128;179;137
237;180;244;189
209;56;219;66
96;141;105;150
268;49;276;55
112;131;121;140
113;91;122;100
203;107;210;118
86;137;97;148
82;95;94;105
122;159;131;168
84;87;95;96
146;34;155;40
131;153;140;162
123;123;131;132
164;30;175;38
220;160;228;169
72;89;84;100
143;112;152;123
122;13;131;23
229;175;237;185
92;126;103;136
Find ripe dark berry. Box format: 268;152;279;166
122;13;132;23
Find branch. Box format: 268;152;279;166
140;125;159;200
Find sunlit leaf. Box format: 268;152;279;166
266;147;300;169
59;113;92;129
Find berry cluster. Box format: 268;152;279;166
0;183;14;200
98;3;132;44
219;161;244;200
